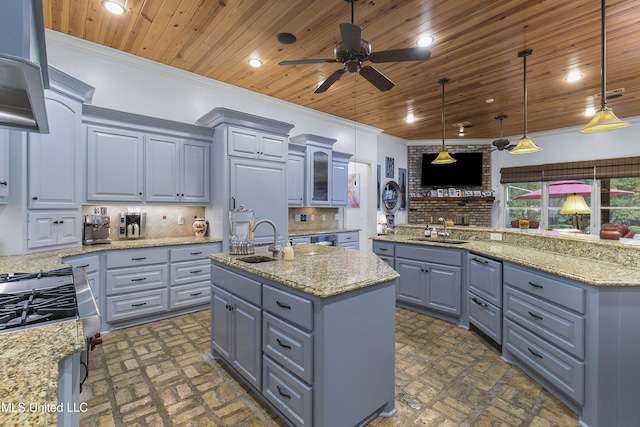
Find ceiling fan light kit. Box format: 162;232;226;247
432;78;457;165
492;114;513;152
580;0;629;133
510;49;542;155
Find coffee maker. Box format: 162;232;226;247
118;212;146;239
83;214;112;245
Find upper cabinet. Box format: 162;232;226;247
228;126;286;161
287;143;306;206
83;105;214;205
288;134;351;208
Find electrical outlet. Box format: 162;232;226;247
177;215;184;225
490;233;503;241
295;214;301;222
322;214;326;221
310;215;315;221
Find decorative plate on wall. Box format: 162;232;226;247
385;157;394;178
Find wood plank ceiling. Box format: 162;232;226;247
42;0;640;141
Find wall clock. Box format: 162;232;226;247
385;157;394;178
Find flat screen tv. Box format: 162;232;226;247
421;152;484;187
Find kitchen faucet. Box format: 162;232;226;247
437;217;450;239
251;219;281;257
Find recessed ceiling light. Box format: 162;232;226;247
416;35;434;47
406;112;415;123
485;98;494;104
566;71;582;82
248;58;263;68
102;0;127;15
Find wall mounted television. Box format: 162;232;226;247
421;152;484;187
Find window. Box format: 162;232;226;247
600;177;640;235
547;179;592;233
505;182;541;228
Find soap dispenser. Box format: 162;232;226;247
283;241;294;261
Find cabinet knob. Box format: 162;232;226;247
58;220;64;224
0;181;7;186
53;220;59;224
32;196;38;200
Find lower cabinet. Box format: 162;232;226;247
336;231;359;249
467;253;503;344
373;240;395;269
395;244;462;319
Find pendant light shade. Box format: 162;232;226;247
580;0;629;133
510;49;541;154
432;78;456;165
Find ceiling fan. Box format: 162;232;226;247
278;0;432;93
491;114;513;152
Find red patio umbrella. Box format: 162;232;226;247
516;180;634;199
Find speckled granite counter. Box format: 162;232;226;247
208;244;398;297
0;320;85;427
374;225;640;287
0;237;222;274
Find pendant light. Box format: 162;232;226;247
510;49;542;154
432;78;456;164
580;0;629;132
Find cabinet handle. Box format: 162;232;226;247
131;302;147;307
472;257;488;264
225;304;234;311
131;257;147;261
472;297;488;308
276;301;291;309
190;269;203;274
131;277;147;282
189;292;203;297
190;251;203;255
276;386;291;399
528;311;543;321
276;339;291;350
77;264;90;268
58;220;64;224
378;247;389;251
420;268;429;273
528;347;543;359
0;181;7;186
529;281;544;289
32;196;38;200
232;196;236;209
53;220;59;224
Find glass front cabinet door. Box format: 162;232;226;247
309;147;331;205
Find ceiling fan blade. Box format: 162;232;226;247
339;23;362;52
314;69;346;93
279;59;337;66
359;66;394;92
369;47;432;63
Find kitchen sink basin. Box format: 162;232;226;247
237;255;278;263
408;238;468;245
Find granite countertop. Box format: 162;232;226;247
288;229;360;237
0;237;222;275
208;244;399;297
0;320;86;426
374;235;640;287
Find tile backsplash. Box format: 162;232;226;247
82;206;206;240
288;208;341;233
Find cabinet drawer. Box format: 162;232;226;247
337;232;358;243
170;282;210;309
504;319;584;404
263;355;312;427
467;253;502;307
263;312;313;384
467;292;502;344
170;244;219;262
504;286;585;358
170;260;211;286
503;263;585;314
373;240;395;256
211;264;261;306
106;248;169;268
106;265;168;295
64;255;100;273
106;289;168;322
263;285;313;331
396;244;462;266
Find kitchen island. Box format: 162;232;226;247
208;244;399;427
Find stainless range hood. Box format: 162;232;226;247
0;0;50;134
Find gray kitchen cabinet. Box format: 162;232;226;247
373;240;395;269
27;211;81;249
169;243;219;309
331;151;350;207
62;254;101;311
28;91;82;209
0;130;9;201
467;253;503;344
336;231;359;249
287;143;306;206
395;243;463;321
86;124;145;203
228;125;287;161
198;108;294;249
84;105;213;204
145;135;211;204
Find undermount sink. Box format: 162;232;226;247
408;238;468;245
237;255;278;263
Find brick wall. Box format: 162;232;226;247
407;144;494;226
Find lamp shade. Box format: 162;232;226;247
510;135;542;154
580;107;630;133
432;150;457;165
560;194;591;214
